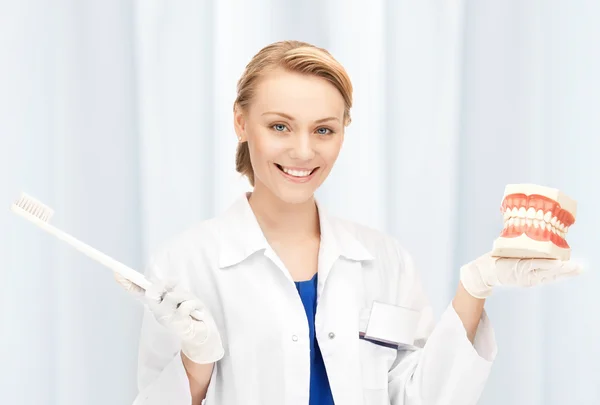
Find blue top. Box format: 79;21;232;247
294;273;335;405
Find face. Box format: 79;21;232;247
234;68;346;205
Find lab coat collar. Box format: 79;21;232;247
217;192;374;269
316;197;374;263
216;192;270;268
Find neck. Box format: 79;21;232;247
247;185;320;242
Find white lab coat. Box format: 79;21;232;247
132;193;497;405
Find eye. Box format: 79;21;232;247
316;127;333;136
272;124;288;132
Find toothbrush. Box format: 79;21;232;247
10;192;204;321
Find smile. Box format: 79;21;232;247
275;164;319;182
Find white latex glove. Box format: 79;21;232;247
460;252;584;299
114;273;224;364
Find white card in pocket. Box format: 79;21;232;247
364;301;420;346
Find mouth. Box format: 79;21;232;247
274;164;319;183
499;186;576;249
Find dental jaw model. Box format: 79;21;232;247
491;184;577;261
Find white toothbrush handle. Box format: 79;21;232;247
12;205;204;320
12;205;152;289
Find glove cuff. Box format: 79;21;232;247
460;265;493;299
182;343;225;365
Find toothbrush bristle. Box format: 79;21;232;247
13;193;54;222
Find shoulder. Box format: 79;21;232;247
328;215;430;314
328;215;417;273
145;217;221;276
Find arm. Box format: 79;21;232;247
451;281;486;343
115;256;224;405
387;245;497;405
181;353;215;404
132;308;202;405
388;246;581;404
132;297;223;405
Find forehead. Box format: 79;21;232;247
250;69;345;117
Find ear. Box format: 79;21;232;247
233;107;247;142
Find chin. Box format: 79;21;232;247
273;186;317;205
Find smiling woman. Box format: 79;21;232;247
234;72;345;203
232;40;351;205
115;39;583;405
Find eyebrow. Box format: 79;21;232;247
261;111;340;124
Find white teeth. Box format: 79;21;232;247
501;208;569;239
281;167;312;177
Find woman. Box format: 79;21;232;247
116;40;581;405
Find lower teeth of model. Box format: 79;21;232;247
503;218;566;237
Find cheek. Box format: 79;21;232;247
248;129;286;163
320;139;343;164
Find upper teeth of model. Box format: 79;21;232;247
282;167;312;177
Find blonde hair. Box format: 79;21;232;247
233;40;353;186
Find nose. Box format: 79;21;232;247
289;132;315;161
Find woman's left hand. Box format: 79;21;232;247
459;252;584;299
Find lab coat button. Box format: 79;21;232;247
328;332;335;339
292;335;298;342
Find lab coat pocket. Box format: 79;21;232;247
357;311;392;390
358;302;420;390
358;338;392;390
363;301;420;346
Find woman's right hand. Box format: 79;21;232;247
114;273;225;365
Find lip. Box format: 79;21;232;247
275;164;319;184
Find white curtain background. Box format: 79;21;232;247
1;1;598;404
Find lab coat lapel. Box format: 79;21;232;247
216;193;374;285
216;193;312;284
315;198;374;292
217;192;269;269
314;201;375;405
